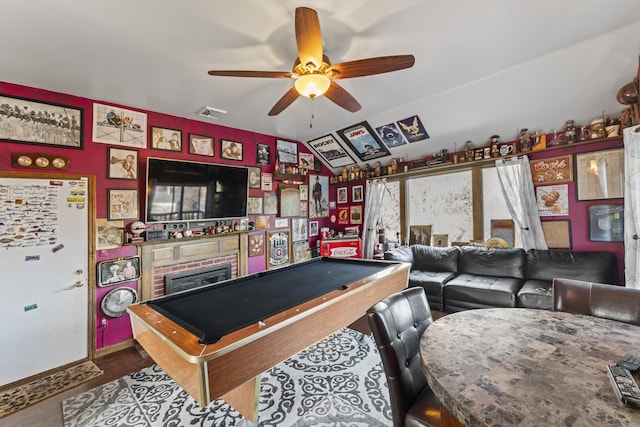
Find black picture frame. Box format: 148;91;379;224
150;126;182;151
188;133;214;156
256;143;271;165
336;121;391;162
97;256;141;287
306;134;356;168
221;139;243;161
588;204;624;242
0;93;83;148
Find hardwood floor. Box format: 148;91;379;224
0;347;154;427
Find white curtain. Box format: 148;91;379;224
495;155;548;250
624;125;640;288
363;179;386;259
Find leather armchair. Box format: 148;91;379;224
552;278;640;325
367;287;442;427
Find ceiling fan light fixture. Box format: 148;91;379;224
295;74;330;98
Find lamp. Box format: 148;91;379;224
295;74;330;98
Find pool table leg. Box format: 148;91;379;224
222;375;261;423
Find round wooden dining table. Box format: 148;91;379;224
420;308;640;426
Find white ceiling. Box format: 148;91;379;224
1;0;639;170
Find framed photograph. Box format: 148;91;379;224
309;174;329;218
337;187;348;204
536;184;569;216
431;234;449;247
293;241;311;263
337;121;391;162
309;220;319;237
248;167;262;189
299;185;308;201
409;225;432;245
97;256;140;287
292;217;308;242
274;218;289;228
396;115;430;143
249;233;264;257
530;155;573;185
151;126;182;151
541;220;572;249
300;200;308;217
279;186;301;217
188;134;214;156
575;148;624;201
108;189;139;220
352;185;364;203
261;173;273;191
248;196;263;214
588;204;624;242
256;143;271;165
255;215;271;229
307;134;356;168
96;219;124;250
108;147;138;180
350;205;363;224
277;139;298;164
299;152;315;170
221;139;243;160
94;103;146;148
267;230;291;269
263;192;278;215
0;94;83;148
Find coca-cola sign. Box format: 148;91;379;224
329;247;358;257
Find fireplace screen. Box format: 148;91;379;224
164;264;231;294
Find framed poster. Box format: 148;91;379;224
350;205;363;224
248;196;263;214
263;192;278;215
306;134;356;168
575;148;624;201
0;94;83;148
249;233;264;257
299;152;314;170
299;185;308;201
188;134;214;156
97;256;140;287
256;143;271;165
352;185;364;203
108;147;138;180
337;121;390;161
292;217;308;242
261;173;273;191
541;220;572;249
293;241;311;263
108;189;139;220
338;207;349;224
96;219;124;250
409;225;432;245
536;184;569;216
279;186;301;217
530;155;573;185
276;139;298;164
376;122;407;148
274;218;289;228
337;187;348;204
267;230;291;269
248;167;262;189
309;174;329;218
221;139;243;160
151;126;181;151
490;219;515;248
309;221;319;237
396;115;430;143
93;103;146;148
588;204;624;242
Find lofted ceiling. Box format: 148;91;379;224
1;0;639;171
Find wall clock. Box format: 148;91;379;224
101;286;138;317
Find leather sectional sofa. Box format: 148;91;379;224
383;245;619;312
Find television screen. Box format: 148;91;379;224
146;158;248;223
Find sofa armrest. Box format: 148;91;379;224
526;250;619;284
383;246;414;264
410;245;459;272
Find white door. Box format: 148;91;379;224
0;175;90;386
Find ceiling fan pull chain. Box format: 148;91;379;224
309;98;315;128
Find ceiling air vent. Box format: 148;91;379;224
198;106;227;120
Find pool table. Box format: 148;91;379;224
127;257;410;422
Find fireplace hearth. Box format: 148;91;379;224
165;264;231;294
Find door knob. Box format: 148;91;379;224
66;281;84;290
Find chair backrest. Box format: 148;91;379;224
367;287;433;427
552;278;640;325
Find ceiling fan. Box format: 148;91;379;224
207;7;415;116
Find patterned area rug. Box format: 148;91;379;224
62;328;392;426
0;361;103;419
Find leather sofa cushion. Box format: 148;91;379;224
409;270;457;312
458;247;526;279
411;245;459;272
444;274;522;308
383;245;414;264
517;280;553;310
525;249;619;284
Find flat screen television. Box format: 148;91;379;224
146;157;248;223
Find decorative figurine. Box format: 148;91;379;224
464;141;475;161
620;107;633;129
565;119;576;144
519;129;531;152
490;135;500;157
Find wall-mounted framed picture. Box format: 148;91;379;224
279;186;301;217
536;184;569;216
575;148;624;201
350;205;363;224
307;134;356;168
337;187;348;204
188;134;214;156
276;139;298;164
97;256;141;287
261;173;273;191
248;196;263;214
409;225;432;245
150;126;181;151
0;93;83;148
299;185;308;201
292;217;308;242
293;241;311;263
299;152;315;170
221;139;243;160
256;143;271;165
249;233;264;257
274;218;289;228
541;220;572;249
309;174;329;218
588;204;624;242
530;155;573;185
309;220;319;237
490;219;515;248
431;234;449;247
108;147;138;180
96;218;124;250
108;189;139;220
337;121;391;161
352;185;364;203
94;103;146;148
248;167;262;189
263;192;278;215
396;115;430;143
267;230;291;269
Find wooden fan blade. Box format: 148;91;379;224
268;87;300;116
323;81;361;112
295;7;323;69
207;70;291;78
331;55;415;79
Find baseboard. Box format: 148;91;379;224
96;339;135;358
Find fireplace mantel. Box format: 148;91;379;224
135;232;248;301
